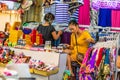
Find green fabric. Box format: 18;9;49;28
64;70;71;76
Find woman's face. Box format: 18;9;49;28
69;24;78;33
6;23;11;31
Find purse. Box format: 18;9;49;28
75;34;84;63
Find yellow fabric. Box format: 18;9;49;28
9;30;23;43
70;30;94;61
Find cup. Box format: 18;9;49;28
44;41;51;50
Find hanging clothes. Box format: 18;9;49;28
79;49;98;80
95;48;104;67
98;8;112;27
68;2;82;16
78;0;90;25
111;10;120;27
90;8;98;26
79;32;119;80
55;3;70;24
70;8;79;21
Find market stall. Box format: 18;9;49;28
0;47;67;80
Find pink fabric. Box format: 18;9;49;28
112;10;120;27
81;48;92;64
79;48;93;74
78;0;90;25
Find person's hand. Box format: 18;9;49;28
63;49;71;54
85;38;91;42
58;30;63;35
63;44;70;49
86;38;95;43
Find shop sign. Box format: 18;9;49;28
92;0;120;10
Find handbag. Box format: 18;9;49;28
75;34;84;63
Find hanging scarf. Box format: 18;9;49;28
79;49;98;80
68;2;82;16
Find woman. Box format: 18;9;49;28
12;22;21;30
64;20;95;78
3;22;11;45
4;22;11;35
37;13;62;46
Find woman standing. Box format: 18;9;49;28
37;13;62;46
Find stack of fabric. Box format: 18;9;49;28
55;4;70;24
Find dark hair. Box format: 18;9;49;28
4;22;10;32
44;13;55;22
68;20;78;27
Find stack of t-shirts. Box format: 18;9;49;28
55;4;70;24
44;4;56;16
63;0;83;4
51;0;61;4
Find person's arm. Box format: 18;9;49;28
52;29;62;40
84;31;95;43
86;38;95;43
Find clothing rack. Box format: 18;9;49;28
79;25;120;31
54;24;120;33
115;34;120;80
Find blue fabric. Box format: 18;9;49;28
98;8;111;27
104;49;110;64
54;37;61;47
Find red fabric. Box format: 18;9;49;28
96;48;104;67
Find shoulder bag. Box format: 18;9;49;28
75;34;84;63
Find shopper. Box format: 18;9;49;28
3;22;11;45
63;20;95;79
37;13;62;46
4;22;11;36
11;22;21;30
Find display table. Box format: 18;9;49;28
0;48;67;80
